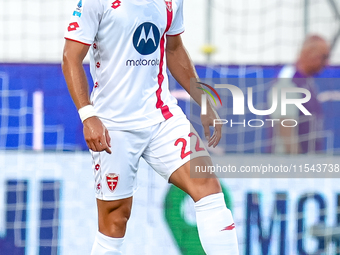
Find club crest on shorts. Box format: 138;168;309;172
106;173;119;192
164;0;172;12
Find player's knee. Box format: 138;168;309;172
100;207;131;237
196;177;221;191
109;203;132;225
111;214;129;229
98;198;132;236
188;177;221;202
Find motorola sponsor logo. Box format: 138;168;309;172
127;22;161;67
133;22;160;55
126;58;160;66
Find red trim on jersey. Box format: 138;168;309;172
166;31;185;37
156;2;174;120
64;37;92;46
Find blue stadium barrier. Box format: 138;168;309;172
0;64;339;152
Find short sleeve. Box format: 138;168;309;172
167;0;185;36
64;0;103;45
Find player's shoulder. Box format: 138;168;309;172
78;0;106;17
171;0;183;9
81;0;105;8
173;0;183;4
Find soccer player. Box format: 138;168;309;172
62;0;239;254
268;35;330;154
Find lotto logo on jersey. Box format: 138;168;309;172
132;22;160;55
112;0;121;9
106;173;119;192
68;22;79;32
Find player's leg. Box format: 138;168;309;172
168;155;220;201
91;197;132;255
97;197;133;237
169;157;239;255
143;114;239;255
90;128;149;254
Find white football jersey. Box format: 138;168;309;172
65;0;185;130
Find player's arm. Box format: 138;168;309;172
166;34;221;147
62;39;111;154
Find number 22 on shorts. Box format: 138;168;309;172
174;132;205;159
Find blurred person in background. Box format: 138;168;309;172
268;35;330;154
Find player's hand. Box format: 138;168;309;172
201;104;222;148
83;116;112;154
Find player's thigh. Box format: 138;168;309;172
168;156;222;202
143;114;208;180
96;197;133;221
91;129;149;201
143;113;220;201
96;196;133;237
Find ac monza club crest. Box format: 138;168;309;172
106;173;119;192
165;0;172;12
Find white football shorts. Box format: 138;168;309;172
91;113;210;200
